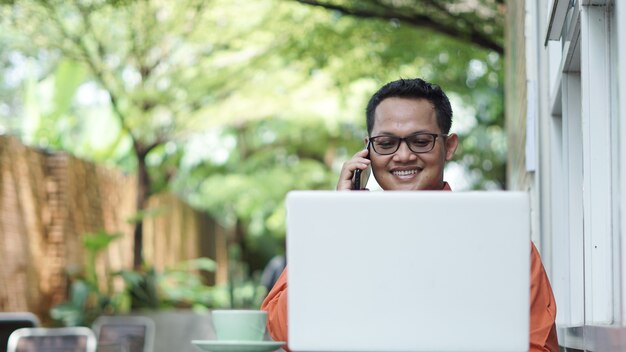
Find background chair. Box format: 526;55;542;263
92;316;154;352
0;313;40;352
6;327;96;352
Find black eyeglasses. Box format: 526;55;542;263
368;132;447;155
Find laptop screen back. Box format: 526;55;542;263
286;191;530;352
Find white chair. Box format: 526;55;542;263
92;316;154;352
6;327;96;352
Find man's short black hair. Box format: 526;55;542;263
365;78;453;136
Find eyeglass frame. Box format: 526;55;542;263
367;132;449;155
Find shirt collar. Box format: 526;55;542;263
442;182;452;191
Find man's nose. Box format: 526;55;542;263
393;140;417;161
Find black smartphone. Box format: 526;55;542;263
352;167;371;190
352;147;371;190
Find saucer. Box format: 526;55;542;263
191;340;285;352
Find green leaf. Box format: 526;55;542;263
50;59;87;119
50;302;83;327
125;206;168;224
70;280;91;308
82;230;122;253
170;257;218;273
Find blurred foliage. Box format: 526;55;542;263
51;231;128;327
2;0;506;286
0;0;324;267
158;258;216;309
211;244;268;309
51;230;260;327
289;0;504;53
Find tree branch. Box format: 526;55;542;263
423;0;497;52
292;0;503;54
41;1;136;141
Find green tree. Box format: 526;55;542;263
1;0;291;268
274;1;507;188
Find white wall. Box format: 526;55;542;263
524;0;626;349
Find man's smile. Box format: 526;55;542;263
391;168;421;177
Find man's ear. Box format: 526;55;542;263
444;133;459;161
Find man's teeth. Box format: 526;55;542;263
393;169;418;176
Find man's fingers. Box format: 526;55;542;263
336;152;371;191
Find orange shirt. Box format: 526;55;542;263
262;184;559;352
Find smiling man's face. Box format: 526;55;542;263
368;97;458;191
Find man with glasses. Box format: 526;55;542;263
262;78;558;352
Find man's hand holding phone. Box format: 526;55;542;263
336;148;371;191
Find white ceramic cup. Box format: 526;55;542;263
211;310;267;341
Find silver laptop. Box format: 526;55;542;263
286;191;530;352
